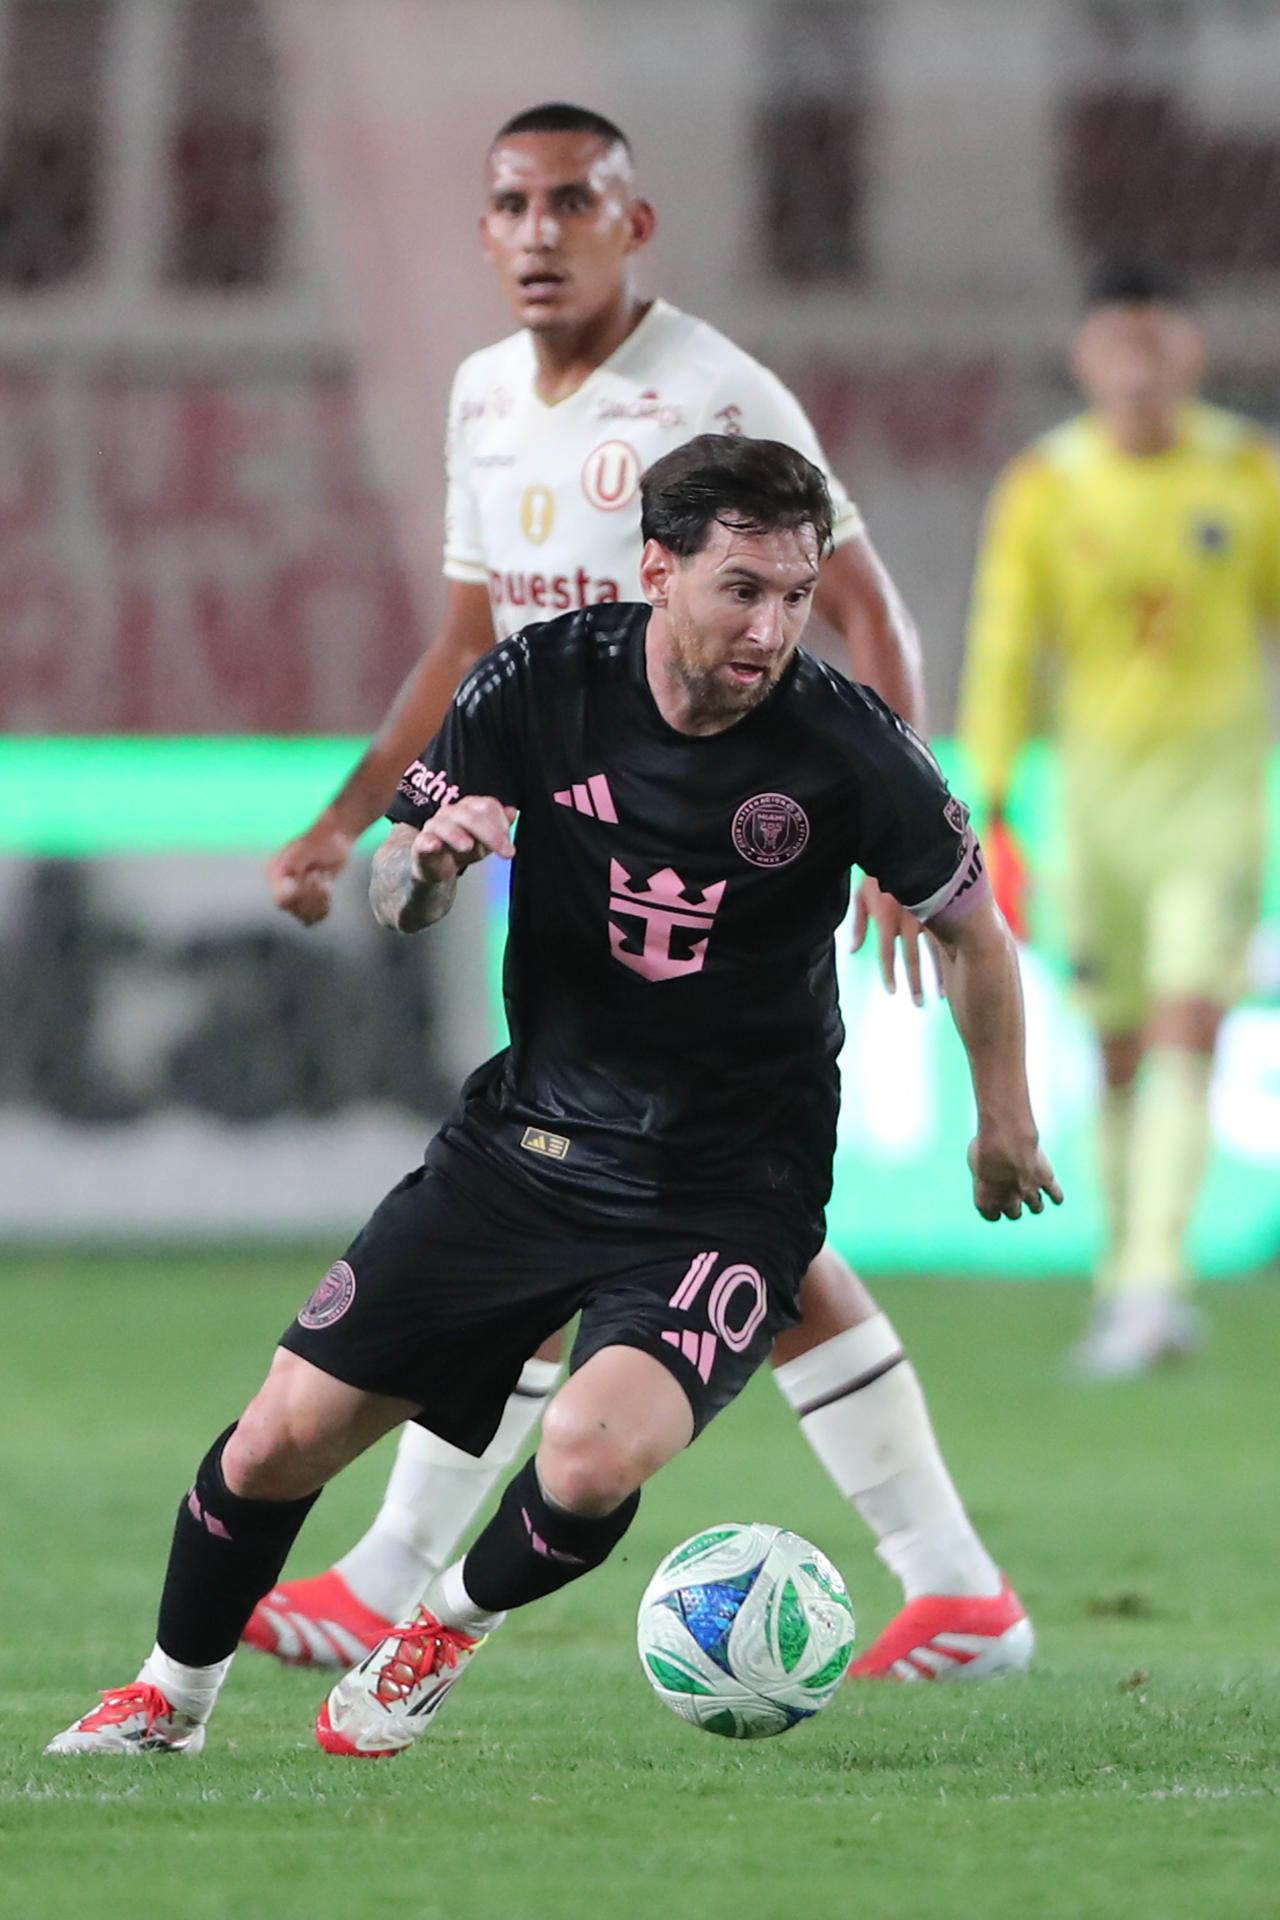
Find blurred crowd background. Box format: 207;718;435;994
1;0;1278;1253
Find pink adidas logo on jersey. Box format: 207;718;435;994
553;774;618;823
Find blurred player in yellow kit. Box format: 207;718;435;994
961;262;1280;1377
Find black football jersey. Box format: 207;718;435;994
389;604;980;1222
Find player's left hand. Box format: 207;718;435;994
852;875;929;1007
967;1130;1063;1222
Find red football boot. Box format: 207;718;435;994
243;1569;394;1670
849;1580;1034;1680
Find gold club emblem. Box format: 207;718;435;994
520;485;555;544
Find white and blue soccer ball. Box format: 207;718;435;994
636;1521;856;1739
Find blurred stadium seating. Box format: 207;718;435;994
1;0;1277;1253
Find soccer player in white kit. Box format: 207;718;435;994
256;104;1032;1682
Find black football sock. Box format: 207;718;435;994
155;1425;320;1667
460;1456;640;1612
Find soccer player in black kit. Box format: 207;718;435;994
49;437;1060;1758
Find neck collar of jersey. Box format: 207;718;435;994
526;298;672;410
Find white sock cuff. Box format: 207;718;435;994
516;1356;562;1398
140;1643;233;1723
426;1559;507;1638
772;1312;905;1414
394;1420;483;1473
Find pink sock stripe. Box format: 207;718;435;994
187;1488;232;1540
571;782;594;816
669;1250;717;1312
521;1506;587;1566
586;774;618;823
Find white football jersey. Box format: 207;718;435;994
443;298;862;638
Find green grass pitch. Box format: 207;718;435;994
3;1251;1277;1919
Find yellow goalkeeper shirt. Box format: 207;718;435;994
960;403;1280;804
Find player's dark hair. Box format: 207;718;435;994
492;103;632;159
640;434;834;558
1084;258;1190;309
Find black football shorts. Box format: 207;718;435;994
279;1142;818;1455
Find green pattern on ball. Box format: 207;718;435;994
664;1528;739;1571
645;1653;714;1695
802;1557;855;1615
638;1523;856;1741
774;1579;811;1673
802;1644;856;1692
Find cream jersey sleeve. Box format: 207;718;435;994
442;356;491;586
701;351;864;548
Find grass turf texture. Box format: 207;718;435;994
3;1253;1277;1920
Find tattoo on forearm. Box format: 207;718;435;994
369;835;455;932
369;838;413;925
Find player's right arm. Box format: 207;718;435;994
370;800;516;934
372;629;528;932
267;579;497;927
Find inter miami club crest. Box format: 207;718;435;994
731;793;810;868
298;1259;357;1330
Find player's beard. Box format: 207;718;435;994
666;610;784;730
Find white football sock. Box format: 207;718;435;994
140;1643;234;1723
335;1356;560;1619
773;1314;1002;1601
421;1558;507;1638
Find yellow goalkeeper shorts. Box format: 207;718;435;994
1061;737;1265;1033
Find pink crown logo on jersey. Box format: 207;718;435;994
610;865;727;914
607;860;727;982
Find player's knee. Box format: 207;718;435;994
222;1393;349;1499
1148;997;1223;1053
537;1449;638;1517
773;1245;876;1363
536;1400;652;1516
1100;1031;1142;1089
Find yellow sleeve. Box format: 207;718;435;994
1242;438;1280;634
958;452;1055;808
